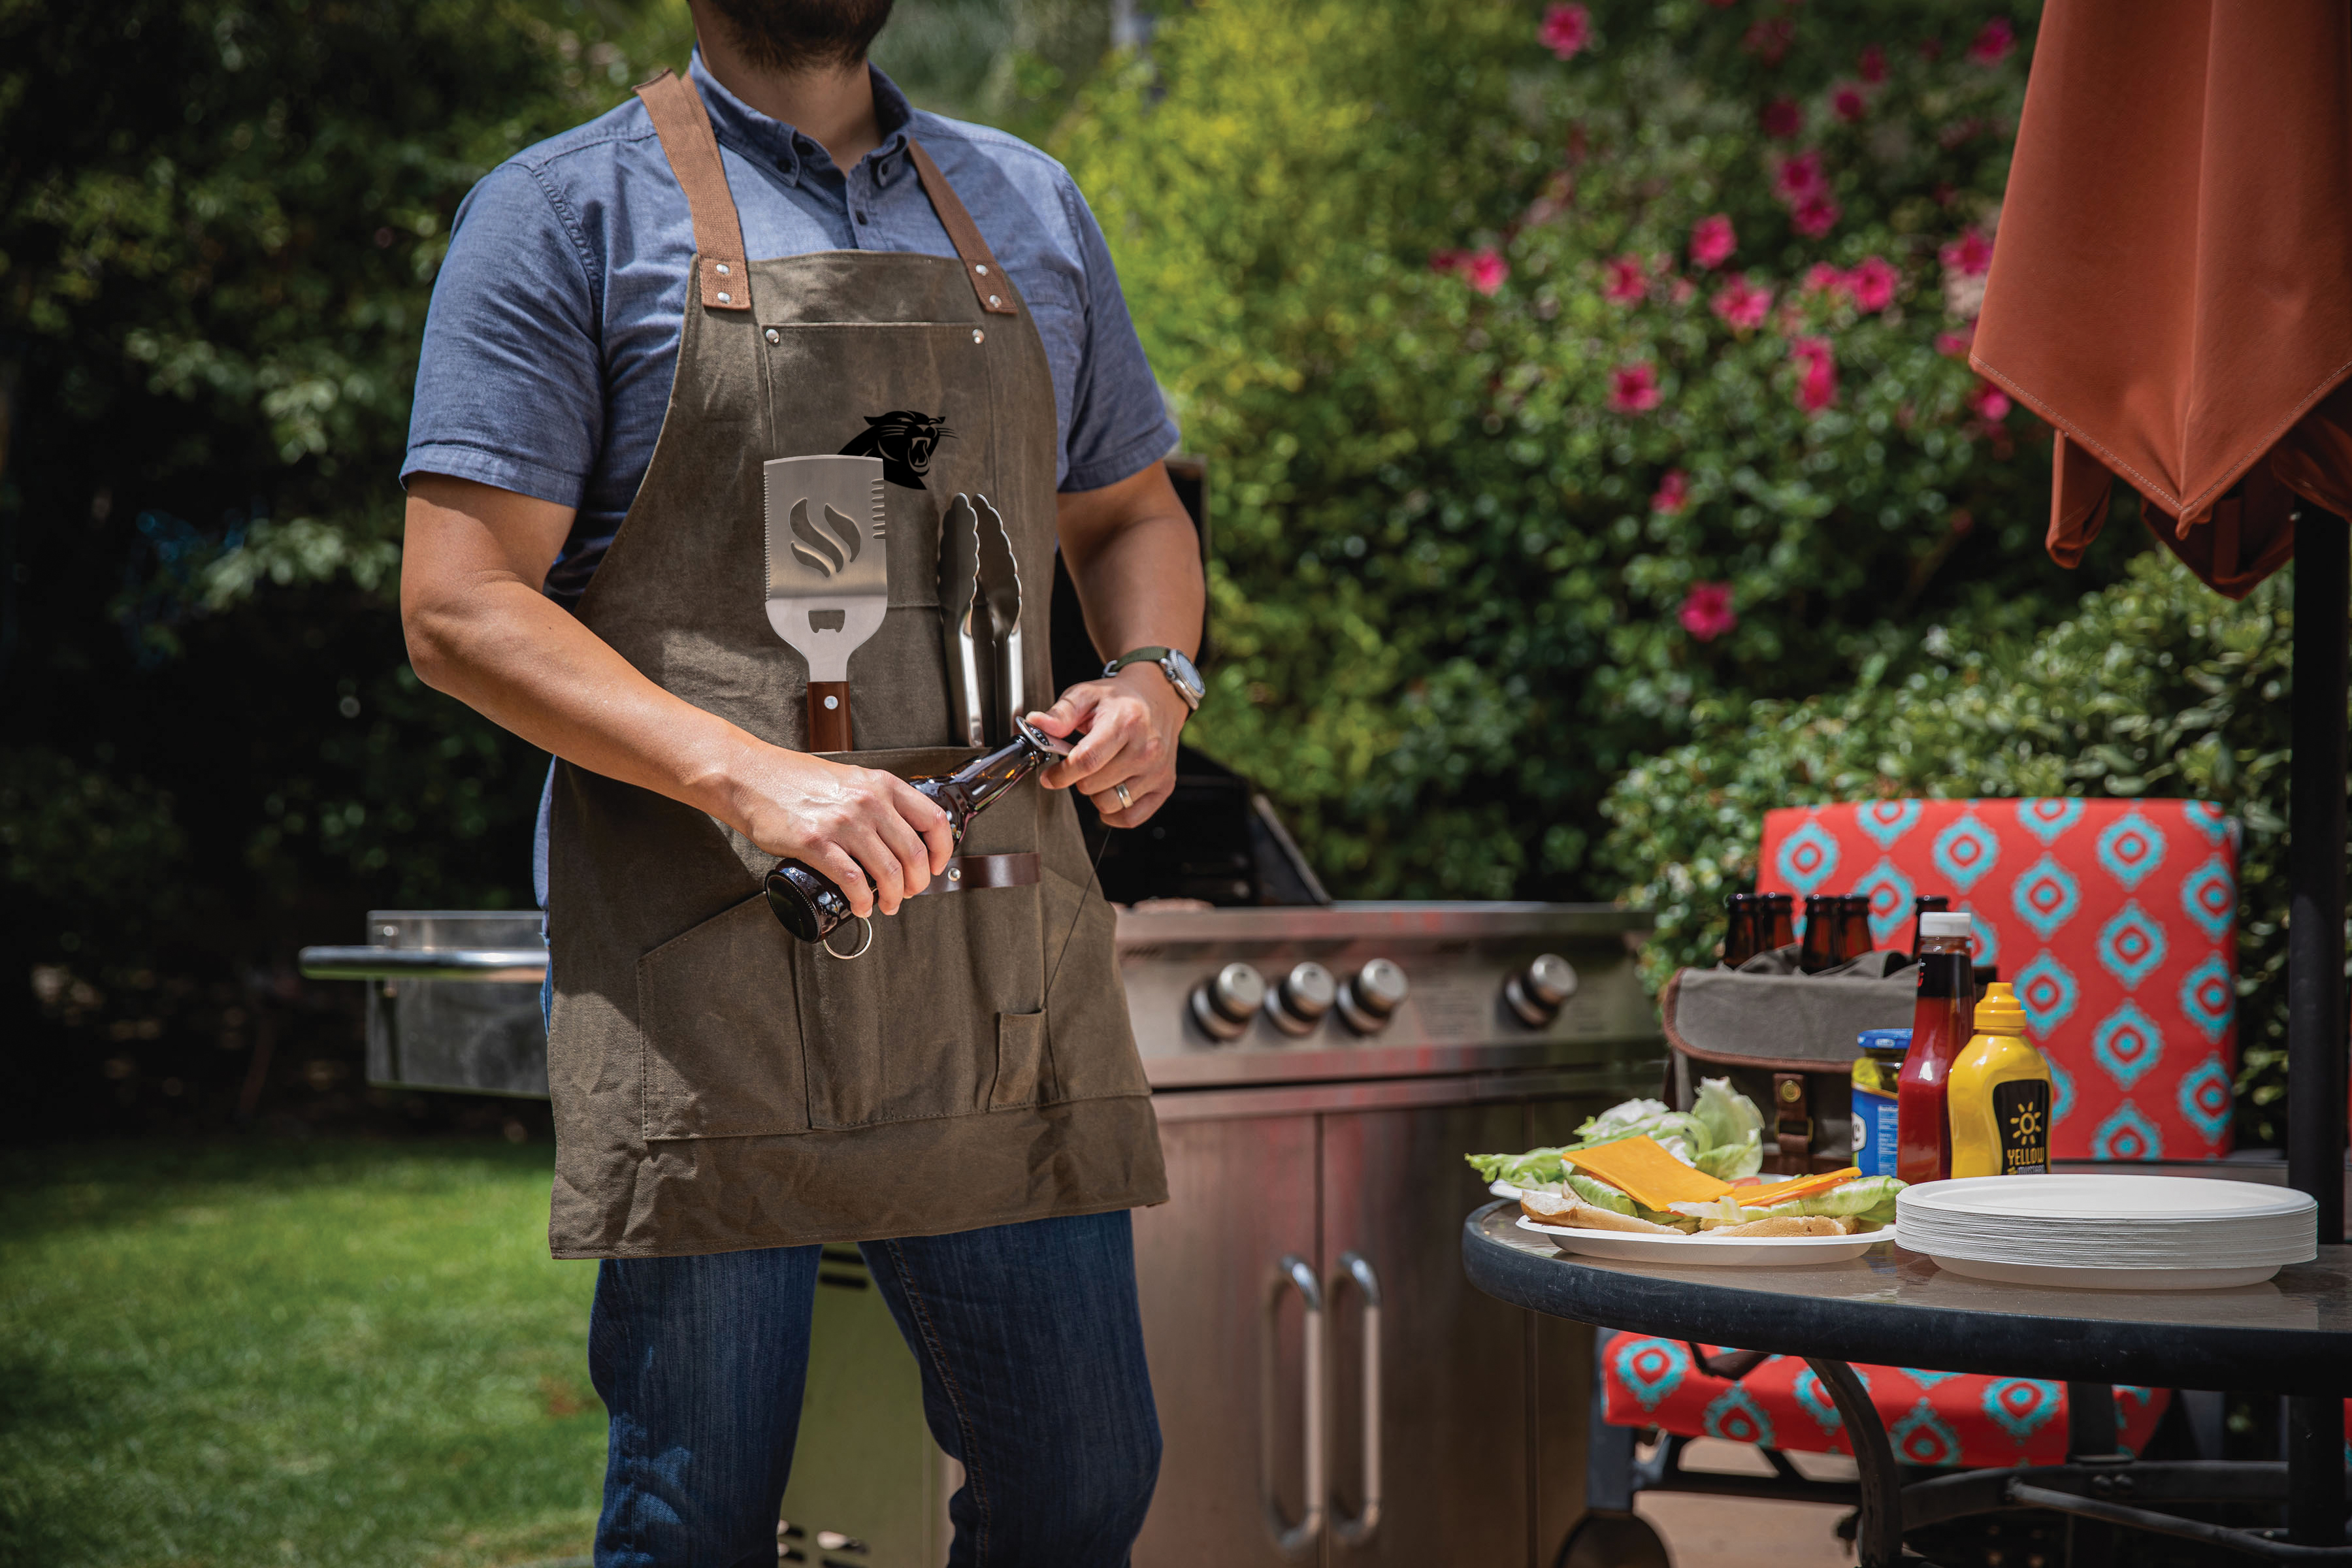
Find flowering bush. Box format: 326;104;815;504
1061;0;2119;898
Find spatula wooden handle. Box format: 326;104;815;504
808;683;852;753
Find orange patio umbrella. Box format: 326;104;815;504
1970;1;2350;1546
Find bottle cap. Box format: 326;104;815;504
1974;981;2027;1036
1918;911;1974;938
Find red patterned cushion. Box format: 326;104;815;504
1602;1333;2170;1468
1759;799;2240;1160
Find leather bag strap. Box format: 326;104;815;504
634;69;751;312
907;139;1021;317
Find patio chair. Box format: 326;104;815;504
1568;798;2245;1565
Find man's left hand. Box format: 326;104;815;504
1026;665;1189;826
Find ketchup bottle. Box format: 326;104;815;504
1897;911;1978;1184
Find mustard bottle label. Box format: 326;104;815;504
1991;1079;2050;1175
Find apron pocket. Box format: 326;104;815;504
638;893;810;1140
1039;863;1152;1103
991;1011;1047;1108
796;751;1046;1130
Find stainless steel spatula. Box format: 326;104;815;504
764;454;889;752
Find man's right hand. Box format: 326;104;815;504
723;742;954;919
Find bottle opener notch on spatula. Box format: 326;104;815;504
764;455;889;752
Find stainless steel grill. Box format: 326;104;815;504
302;899;1662;1565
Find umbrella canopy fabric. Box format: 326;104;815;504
1971;0;2352;597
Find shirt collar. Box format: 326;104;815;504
688;50;915;187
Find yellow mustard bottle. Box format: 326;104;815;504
1947;981;2053;1178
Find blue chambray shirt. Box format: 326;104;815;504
403;52;1177;608
403;55;1178;903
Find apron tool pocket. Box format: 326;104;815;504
1038;862;1152;1103
794;747;1047;1130
637;892;811;1140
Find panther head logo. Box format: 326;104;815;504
839;410;956;489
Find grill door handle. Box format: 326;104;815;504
1262;1254;1326;1556
1330;1250;1383;1546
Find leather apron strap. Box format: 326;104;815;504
633;68;1019;320
634;70;750;312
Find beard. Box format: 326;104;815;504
703;0;896;72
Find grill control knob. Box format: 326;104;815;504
1264;961;1337;1036
1189;962;1267;1041
1505;953;1578;1028
1336;958;1410;1035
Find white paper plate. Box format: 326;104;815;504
1898;1176;2317;1273
1923;1253;2285;1291
1515;1214;1895;1267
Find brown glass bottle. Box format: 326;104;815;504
1838;894;1875;961
1723;892;1760;966
765;718;1068;943
1763;892;1798;953
1800;894;1842;973
1910;894;1952;958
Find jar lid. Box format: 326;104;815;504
1919;911;1975;938
1857;1028;1913;1051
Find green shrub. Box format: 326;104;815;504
1060;0;2127;899
1597;549;2317;1145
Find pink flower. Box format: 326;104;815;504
1603;254;1649;303
1465;248;1509;295
1831;82;1868;123
1709;273;1774;331
1609;363;1662;414
1940;227;1994;278
1680;582;1738;642
1969;380;2012;421
1791;195;1841;238
1859;44;1888;84
1846;255;1899;312
1935;325;1977;357
1539;3;1592;61
1772;151;1825;204
1759;99;1803;139
1790;336;1838;414
1652;469;1691;515
1689;214;1737;270
1741;16;1794;64
1968;18;2015;66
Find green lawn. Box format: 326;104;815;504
0;1141;606;1568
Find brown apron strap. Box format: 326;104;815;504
634;69;751;312
907;139;1021;318
911;851;1041;896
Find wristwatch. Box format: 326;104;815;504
1104;645;1204;712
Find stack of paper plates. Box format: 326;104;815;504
1897;1175;2317;1290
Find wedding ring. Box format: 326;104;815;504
1114;783;1132;810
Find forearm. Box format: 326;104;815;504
1059;474;1204;663
406;575;759;828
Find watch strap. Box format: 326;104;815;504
1103;646;1175;678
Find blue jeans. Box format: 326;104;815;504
586;1211;1161;1568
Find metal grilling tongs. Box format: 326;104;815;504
938;493;1024;745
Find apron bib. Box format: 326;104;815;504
542;71;1164;1258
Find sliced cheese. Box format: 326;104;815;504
1560;1135;1734;1210
1739;1167;1863;1207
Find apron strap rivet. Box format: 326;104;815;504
767;329;781;345
972;329;984;344
975;263;989;276
716;262;730;276
987;295;1002;308
717;291;731;304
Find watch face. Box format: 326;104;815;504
1162;649;1205;703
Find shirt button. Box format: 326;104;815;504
855;210;870;224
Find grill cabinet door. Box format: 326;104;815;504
1132;1109;1322;1568
1320;1098;1599;1568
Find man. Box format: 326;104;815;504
399;0;1205;1560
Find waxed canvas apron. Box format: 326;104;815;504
541;71;1166;1259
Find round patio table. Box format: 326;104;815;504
1463;1201;2352;1567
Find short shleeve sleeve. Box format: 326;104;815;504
402;161;606;508
1056;176;1178;495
